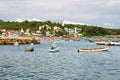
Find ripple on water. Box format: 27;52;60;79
0;40;120;80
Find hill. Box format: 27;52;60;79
0;19;120;36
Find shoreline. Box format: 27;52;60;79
0;35;83;45
0;36;40;45
0;36;63;45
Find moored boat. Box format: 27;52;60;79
49;42;59;52
24;47;34;51
106;42;120;46
77;46;109;52
49;47;59;52
94;41;106;45
14;41;19;46
24;43;34;51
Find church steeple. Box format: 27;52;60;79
61;17;64;26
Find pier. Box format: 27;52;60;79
0;36;40;45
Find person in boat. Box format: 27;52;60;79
51;42;58;49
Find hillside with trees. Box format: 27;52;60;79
0;19;120;36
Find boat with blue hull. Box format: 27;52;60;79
49;47;59;52
49;42;59;52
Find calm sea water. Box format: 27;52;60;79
0;40;120;80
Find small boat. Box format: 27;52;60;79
24;47;34;51
49;42;59;52
94;41;106;45
49;47;59;52
106;42;120;46
24;43;34;51
77;46;109;52
14;41;19;46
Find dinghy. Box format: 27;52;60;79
49;42;59;52
77;46;109;52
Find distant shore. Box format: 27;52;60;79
0;34;85;45
0;35;65;45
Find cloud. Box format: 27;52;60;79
0;0;120;28
16;18;24;22
15;18;41;22
104;23;120;29
63;20;90;25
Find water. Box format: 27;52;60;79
0;40;120;80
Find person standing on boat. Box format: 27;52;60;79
51;42;58;49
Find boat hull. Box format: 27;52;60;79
49;47;59;52
106;42;120;46
77;46;109;52
24;47;34;51
95;41;106;45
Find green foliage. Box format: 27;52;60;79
55;30;68;36
0;19;120;36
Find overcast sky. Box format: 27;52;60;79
0;0;120;28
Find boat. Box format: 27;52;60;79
77;46;109;52
24;43;34;51
14;41;19;46
24;47;34;51
94;41;106;45
49;42;59;52
106;42;120;46
49;47;59;52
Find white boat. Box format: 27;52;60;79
77;46;109;52
14;41;19;46
106;42;120;46
49;42;59;52
49;47;59;52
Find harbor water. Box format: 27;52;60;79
0;40;120;80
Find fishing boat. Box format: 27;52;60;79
49;42;59;52
94;41;106;45
24;47;34;51
106;42;120;46
14;41;19;46
77;46;109;52
49;47;59;52
24;43;34;51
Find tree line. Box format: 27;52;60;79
0;19;120;36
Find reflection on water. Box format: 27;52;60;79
0;40;120;80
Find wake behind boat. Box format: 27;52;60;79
77;46;109;52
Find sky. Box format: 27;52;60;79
0;0;120;28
